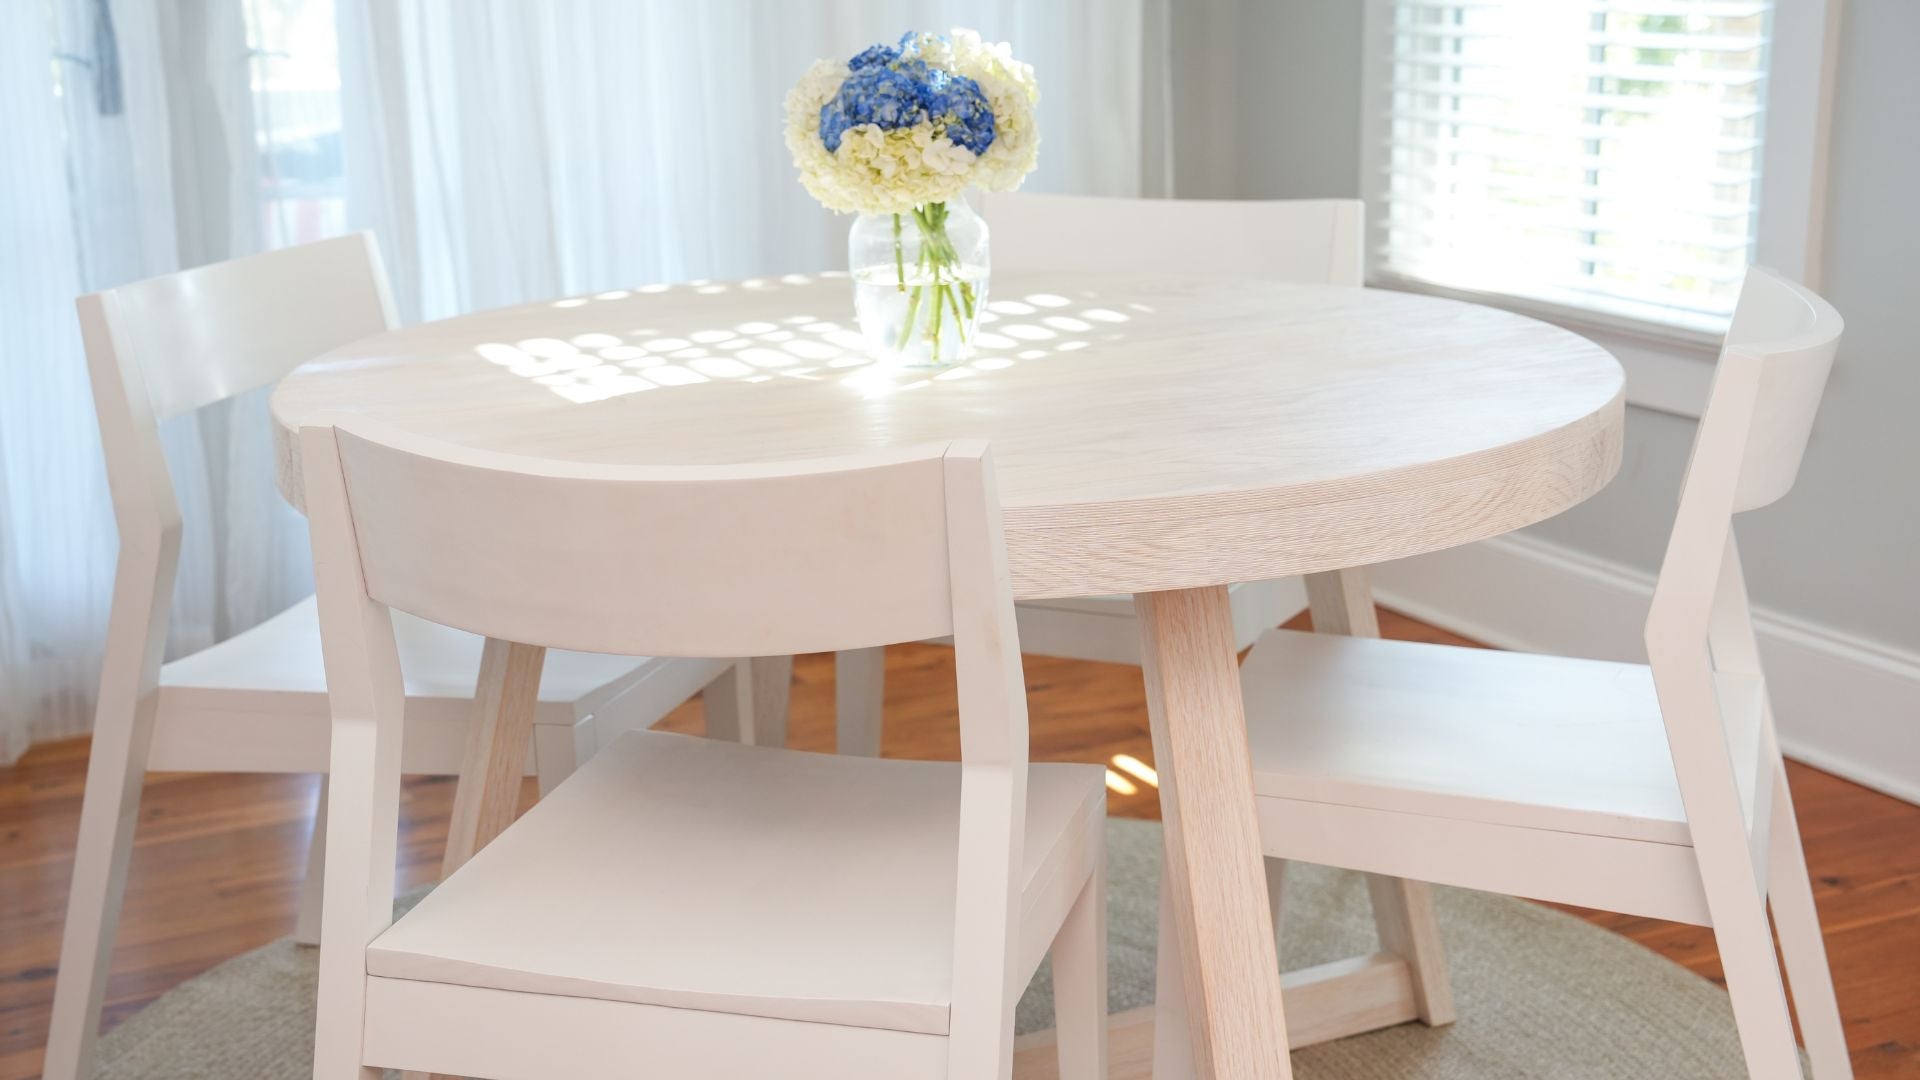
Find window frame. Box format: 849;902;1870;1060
1357;0;1844;416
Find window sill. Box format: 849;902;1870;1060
1368;273;1720;420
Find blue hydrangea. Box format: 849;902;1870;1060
930;73;995;154
819;64;929;152
819;33;997;157
848;43;899;70
891;56;939;89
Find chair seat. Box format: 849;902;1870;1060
367;730;1105;1036
1240;629;1760;846
160;595;662;709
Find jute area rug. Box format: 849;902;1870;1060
92;818;1757;1078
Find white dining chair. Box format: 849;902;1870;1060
300;421;1108;1080
828;192;1362;752
42;234;742;1080
1235;267;1850;1079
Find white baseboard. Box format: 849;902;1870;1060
1371;533;1920;806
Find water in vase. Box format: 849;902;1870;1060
852;261;990;367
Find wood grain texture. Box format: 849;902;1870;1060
4;611;1914;1079
438;640;546;877
1299;569;1456;1026
269;275;1624;598
1136;587;1291;1080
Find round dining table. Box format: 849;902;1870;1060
272;271;1624;1079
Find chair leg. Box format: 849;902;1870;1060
749;656;792;749
1767;760;1853;1078
533;720;595;798
1654;654;1804;1080
1053;833;1109;1080
703;659;791;747
42;694;161;1080
702;662;748;742
314;759;403;1080
292;776;328;946
834;646;885;756
1705;873;1805;1080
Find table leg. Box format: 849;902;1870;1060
413;638;547;1080
1136;586;1293;1080
441;637;547;878
1153;861;1197;1080
1303;569;1457;1025
706;657;793;747
834;646;886;756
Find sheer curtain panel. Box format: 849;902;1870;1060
4;0;338;762
339;0;1151;324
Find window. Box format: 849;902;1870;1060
1362;0;1782;336
244;0;344;250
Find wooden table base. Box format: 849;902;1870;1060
1135;585;1294;1079
1012;972;1428;1080
1134;575;1455;1079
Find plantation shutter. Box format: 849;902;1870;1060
1371;0;1772;333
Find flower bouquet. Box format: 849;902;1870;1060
786;30;1040;365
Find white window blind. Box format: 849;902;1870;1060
1371;0;1772;333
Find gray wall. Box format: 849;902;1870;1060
1186;0;1920;654
1166;1;1364;199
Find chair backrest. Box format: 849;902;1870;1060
982;193;1364;286
1655;267;1843;601
1722;269;1844;513
77;233;397;541
313;423;983;658
300;419;1033;1055
1645;267;1842;887
81;232;397;425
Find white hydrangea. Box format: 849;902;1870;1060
783;29;1041;216
944;28;1041;193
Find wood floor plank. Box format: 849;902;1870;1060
2;610;1915;1078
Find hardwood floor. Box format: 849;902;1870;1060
2;608;1915;1077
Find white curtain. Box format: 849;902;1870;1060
1;0;317;762
0;0;101;762
0;0;1156;762
339;0;1152;323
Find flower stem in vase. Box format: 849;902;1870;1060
929;256;945;364
907;200;974;364
851;197;985;366
897;285;924;351
892;213;906;292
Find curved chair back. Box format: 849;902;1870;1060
1654;267;1844;633
82;233;396;426
311;423;982;658
1721;269;1844;513
1646;266;1844;892
77;233;397;552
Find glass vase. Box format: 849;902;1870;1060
849;196;990;367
